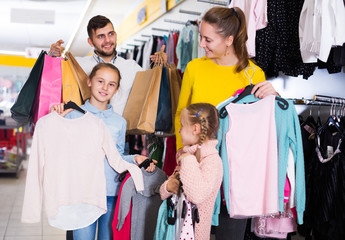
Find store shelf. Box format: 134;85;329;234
0;118;27;178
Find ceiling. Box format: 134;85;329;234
0;0;143;57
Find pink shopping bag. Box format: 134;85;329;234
32;55;63;125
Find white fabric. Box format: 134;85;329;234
21;111;144;230
287;148;296;208
299;0;345;63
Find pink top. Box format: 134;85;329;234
160;140;223;240
225;95;278;217
229;0;268;57
21;112;144;230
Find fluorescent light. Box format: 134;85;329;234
0;50;26;56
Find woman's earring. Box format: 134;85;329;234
225;46;230;56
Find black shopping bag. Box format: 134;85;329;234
155;66;172;132
10;51;46;125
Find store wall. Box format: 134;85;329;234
118;0;345;119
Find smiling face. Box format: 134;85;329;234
199;21;233;60
88;66;119;110
179;109;200;146
88;22;117;58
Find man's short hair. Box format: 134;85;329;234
87;15;113;39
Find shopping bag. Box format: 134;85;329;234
123;65;162;134
61;59;83;106
155;66;172;131
167;64;181;133
31;54;63;125
65;52;90;101
10;51;46;125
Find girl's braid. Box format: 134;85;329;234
199;117;208;146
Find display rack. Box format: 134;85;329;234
0;118;27;178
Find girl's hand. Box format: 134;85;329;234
166;176;180;194
134;155;157;172
177;152;192;165
50;102;73;117
251;81;280;99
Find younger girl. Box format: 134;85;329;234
160;103;223;240
51;63;155;240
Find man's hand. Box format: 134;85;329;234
49;40;65;57
150;45;167;65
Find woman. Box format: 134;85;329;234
174;6;279;239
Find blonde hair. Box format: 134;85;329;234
186;103;219;146
202;6;249;72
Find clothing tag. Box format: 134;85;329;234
327;146;334;158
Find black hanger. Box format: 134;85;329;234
219;85;256;119
64;101;86;114
118;158;153;182
219;84;289;119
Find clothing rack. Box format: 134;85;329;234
179;9;201;16
134;39;146;42
197;0;228;6
314;95;345;105
151;27;170;32
164;19;188;25
127;44;139;47
290;98;344;107
141;34;151;38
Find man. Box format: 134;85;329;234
50;15;166;115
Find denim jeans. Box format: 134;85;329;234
73;196;117;240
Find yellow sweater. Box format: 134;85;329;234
175;57;266;149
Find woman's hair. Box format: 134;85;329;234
87;15;113;39
89;63;121;90
202;6;249;72
186;103;219;145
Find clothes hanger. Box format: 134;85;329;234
219;66;289;119
117;158;153;182
63;84;86;114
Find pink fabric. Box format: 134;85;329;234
32;55;62;125
229;0;268;57
113;174;131;240
179;198;195;240
284;176;291;203
21;112;144;230
254;203;297;239
160;140;223;240
225;95;278;217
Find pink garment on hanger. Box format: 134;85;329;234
225;95;278;217
112;174;132;240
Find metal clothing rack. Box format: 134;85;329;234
314;95;345;105
197;0;228;6
179;9;202;16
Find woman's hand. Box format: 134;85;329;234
49;40;65;57
251;81;280;99
50;102;73;117
150;45;167;65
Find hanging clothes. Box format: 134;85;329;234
254;0;316;79
299;0;345;63
229;0;268;58
215;93;305;225
299;115;345;240
114;168;167;240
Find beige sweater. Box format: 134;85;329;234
160;140;223;240
21;111;143;230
